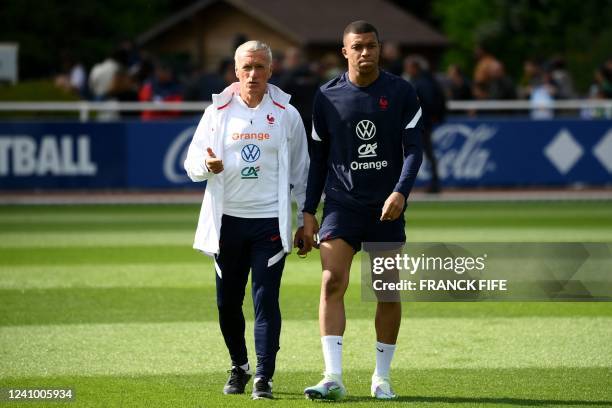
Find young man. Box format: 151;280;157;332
184;41;309;400
301;21;423;400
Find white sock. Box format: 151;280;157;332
239;362;251;374
374;341;396;378
321;335;343;376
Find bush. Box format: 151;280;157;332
0;80;80;119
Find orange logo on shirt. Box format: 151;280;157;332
232;133;270;141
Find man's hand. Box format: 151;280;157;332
293;227;307;257
301;212;320;254
380;192;406;221
205;147;224;174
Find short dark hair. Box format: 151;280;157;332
343;20;379;42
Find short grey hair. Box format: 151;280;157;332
234;40;273;66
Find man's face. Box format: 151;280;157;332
235;50;272;97
404;61;418;78
342;32;380;75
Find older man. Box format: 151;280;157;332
184;40;309;400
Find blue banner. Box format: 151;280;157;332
125;121;198;188
416;119;612;187
0;119;610;189
0;122;127;189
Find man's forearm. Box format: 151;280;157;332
393;129;423;197
303;160;327;214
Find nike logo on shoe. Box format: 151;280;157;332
377;347;384;352
337;342;343;346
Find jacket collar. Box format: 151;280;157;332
211;82;291;110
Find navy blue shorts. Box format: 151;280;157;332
318;198;406;253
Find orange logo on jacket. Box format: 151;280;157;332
232;133;270;141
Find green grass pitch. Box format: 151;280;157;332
1;201;611;407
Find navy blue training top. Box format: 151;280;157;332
303;70;423;215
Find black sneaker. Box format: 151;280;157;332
252;377;273;399
223;366;252;394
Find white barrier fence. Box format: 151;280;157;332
0;99;611;121
0;101;211;121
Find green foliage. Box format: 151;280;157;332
0;80;78;101
432;0;501;72
0;80;80;118
0;0;176;79
433;0;612;93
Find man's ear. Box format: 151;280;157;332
341;47;348;59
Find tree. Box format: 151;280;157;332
0;0;185;79
433;0;612;93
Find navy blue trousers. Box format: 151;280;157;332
215;215;286;379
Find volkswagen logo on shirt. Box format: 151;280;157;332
356;120;376;141
241;144;261;162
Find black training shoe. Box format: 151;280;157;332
252;377;273;399
223;366;252;394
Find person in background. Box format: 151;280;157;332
89;48;125;101
380;42;403;76
278;47;320;142
584;64;612;118
102;66;139;119
268;52;285;86
472;44;501;99
596;63;612;98
138;61;183;120
520;59;557;119
55;51;87;98
487;61;516;100
319;53;343;82
549;56;576;99
519;58;544;99
403;55;445;193
183;59;230;102
446;64;472;100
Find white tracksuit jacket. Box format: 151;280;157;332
184;82;309;256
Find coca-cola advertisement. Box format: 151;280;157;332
416;120;611;187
